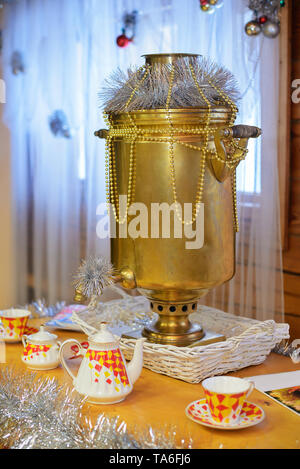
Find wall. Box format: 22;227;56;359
283;0;300;340
0;9;16;308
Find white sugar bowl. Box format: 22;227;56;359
21;326;61;370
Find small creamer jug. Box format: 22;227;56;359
22;326;61;370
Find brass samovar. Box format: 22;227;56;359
80;53;261;347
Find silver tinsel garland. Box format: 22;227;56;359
24;298;66;318
100;55;240;112
0;367;193;449
248;0;282;21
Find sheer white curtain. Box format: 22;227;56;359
3;0;84;304
2;0;284;321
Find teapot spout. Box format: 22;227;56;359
127;338;146;385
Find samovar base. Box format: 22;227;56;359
142;322;204;346
125;299;225;347
122;327;225;347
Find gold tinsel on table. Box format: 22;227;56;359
0;367;193;449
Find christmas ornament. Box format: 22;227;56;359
116;10;138;48
258;15;268;24
246;0;284;38
0;367;193;449
49;110;72;138
11;51;25;75
116;34;131;48
245;20;261;36
262;19;281;37
0;0;15;8
200;0;223;13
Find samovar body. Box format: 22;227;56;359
110;108;236;345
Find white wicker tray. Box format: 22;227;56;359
70;289;289;384
120;306;290;384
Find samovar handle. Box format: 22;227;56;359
211;125;261;182
94;129;108;138
221;125;261;139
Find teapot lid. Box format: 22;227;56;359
27;325;57;344
89;322;117;344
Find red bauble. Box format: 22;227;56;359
200;0;209;4
259;15;268;24
116;34;131;48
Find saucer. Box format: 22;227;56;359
185;398;265;430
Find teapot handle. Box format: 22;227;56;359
59;339;85;382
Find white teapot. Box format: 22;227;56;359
60;322;146;404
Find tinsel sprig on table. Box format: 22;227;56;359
23;298;66;318
0;367;193;449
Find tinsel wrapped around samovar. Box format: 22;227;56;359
82;53;261;346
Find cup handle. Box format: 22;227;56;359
246;380;255;398
59;339;85;382
22;335;28;348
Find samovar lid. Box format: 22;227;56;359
142;53;199;65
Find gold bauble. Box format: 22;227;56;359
245;20;261;36
200;5;211;12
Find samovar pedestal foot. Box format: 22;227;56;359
122;300;225;347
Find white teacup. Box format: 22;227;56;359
202;376;255;426
0;309;31;342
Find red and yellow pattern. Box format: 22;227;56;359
23;343;52;361
85;348;130;389
186;398;264;429
204;389;249;424
0;316;28;339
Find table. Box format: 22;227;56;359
2;318;300;449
